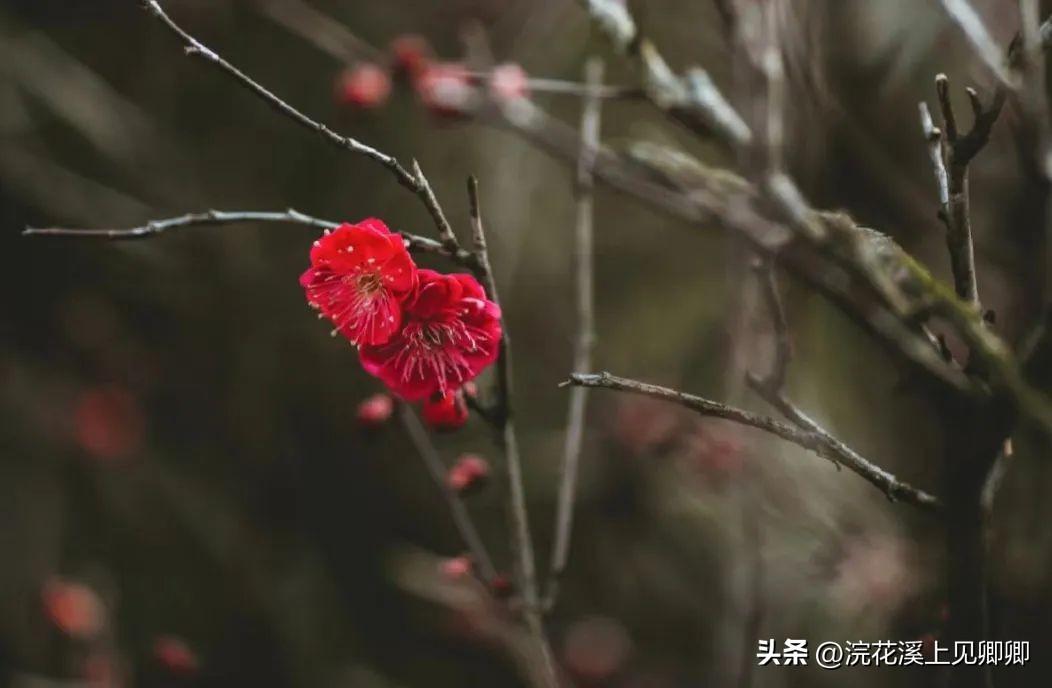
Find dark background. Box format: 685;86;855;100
1;0;1050;686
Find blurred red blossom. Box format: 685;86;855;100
448;454;490;494
421;390;470;431
488;573;514;599
359;269;501;400
389;34;432;80
42;577;105;639
610;397;683;456
414;62;475;117
356;393;394;427
73;385;144;463
301;219;416;347
439;555;473;581
684;427;745;483
489;63;530;101
152;635;200;675
335;63;392;109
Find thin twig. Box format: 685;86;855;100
566;372;942;511
576;0;751;146
23;209;479;267
466;178;558;686
762;4;785;175
752;258;790;392
929;72;1005;307
919;102;950;208
399;404;498;584
137;1;456;243
546;57;604;612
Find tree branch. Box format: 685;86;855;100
927;73;1005;307
137;0;455;244
566;372;941;511
399;404;498;584
23;209;480;267
465;178;557;685
546;57;604;612
576;0;751;146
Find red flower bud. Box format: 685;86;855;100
489;63;530;101
356;393;394;427
73;385;144;463
390;34;432;80
448;454;490;494
42;578;105;639
152;635;200;676
335;63;392;109
440;555;473;581
421;390;469;431
489;573;514;599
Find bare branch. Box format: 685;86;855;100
399;404;498;584
919;102;950;208
465;178;557;685
752;258;791;391
927;71;1006;308
546;57;604;612
24;209;480;267
576;0;751;146
567;372;942;511
412;159;459;254
137;1;455;244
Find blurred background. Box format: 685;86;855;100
2;0;1051;686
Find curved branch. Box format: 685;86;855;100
565;372;941;511
138;1;456;245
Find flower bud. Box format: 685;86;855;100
422;390;469;431
440;555;473;581
42;577;105;639
356;393;394;428
152;635;200;676
415;62;475;118
448;454;490;495
489;63;530;101
335;63;392;109
390;34;432;80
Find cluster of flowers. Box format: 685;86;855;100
335;34;529;114
301;218;502;429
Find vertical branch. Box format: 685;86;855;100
399;404;498;584
929;73;1005;308
753;258;791;393
546;57;605;611
466;178;558;686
